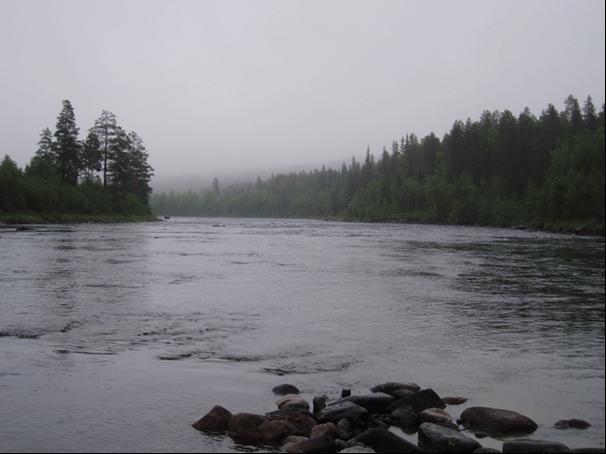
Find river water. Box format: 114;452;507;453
0;218;604;452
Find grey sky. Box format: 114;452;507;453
1;0;604;187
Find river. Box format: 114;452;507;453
0;218;604;452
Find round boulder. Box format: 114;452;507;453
418;422;482;453
273;384;301;395
192;405;232;433
459;407;538;437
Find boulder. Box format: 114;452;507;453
355;428;421;453
334;393;395;413
273;384;301;395
390;405;418;431
281;436;308;452
318;401;368;424
277;394;311;412
418;422;482;453
392;389;416;401
408;389;446;412
502;439;570;453
554;419;591;430
341;389;352;398
370;382;421;395
259;419;295;444
227;412;267;444
443;396;468;405
310;422;338;439
286;435;337;453
192;405;232;433
418;408;453;426
459;407;538;436
266;409;317;436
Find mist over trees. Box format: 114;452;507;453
153;95;605;233
0;100;153;219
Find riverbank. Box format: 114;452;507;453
0;212;162;225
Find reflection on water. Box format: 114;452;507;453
0;219;604;452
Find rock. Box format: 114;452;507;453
554;419;591;430
474;431;489;439
460;407;538;436
341;389;352;398
408;389;446;412
392;389;416;401
368;415;389;429
390;405;418;431
273;384;301;395
227;412;267;444
259;419;295;444
318;401;368;424
334;392;395;413
287;435;337;453
355;428;421;453
310;422;338;439
313;395;328;417
339;446;377;453
370;382;421;395
418;422;482;453
443;396;468;405
277;394;311;412
266;409;317;436
418;408;453;426
502;439;570;453
473;449;501;453
192;405;232;433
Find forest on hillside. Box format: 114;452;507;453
0;100;153;221
152;95;605;233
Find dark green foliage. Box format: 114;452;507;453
0;100;153;219
152;95;604;234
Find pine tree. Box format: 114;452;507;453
53;100;81;185
92;110;120;188
26;128;56;179
582;95;597;131
81;129;102;181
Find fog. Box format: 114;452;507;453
1;0;604;190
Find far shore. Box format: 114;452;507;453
0;213;162;225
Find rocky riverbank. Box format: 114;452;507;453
192;382;602;453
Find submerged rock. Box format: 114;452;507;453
192;405;232;433
502;439;570;453
355;428;421;453
554;419;591;430
443;396;468;405
273;384;301;395
318;401;368;424
313;395;328;417
418;422;481;453
459;407;538;436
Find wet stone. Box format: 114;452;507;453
502;439;570;453
418;422;482;454
460;407;538;437
554;419;591;430
192;405;232;433
273;384;301;395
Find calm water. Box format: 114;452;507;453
0;218;604;452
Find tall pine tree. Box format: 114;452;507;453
53;100;81;185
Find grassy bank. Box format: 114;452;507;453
0;212;161;225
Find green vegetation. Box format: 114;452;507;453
152;95;605;234
0;100;154;223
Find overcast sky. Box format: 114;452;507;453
1;0;604;187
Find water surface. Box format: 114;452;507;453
1;218;604;452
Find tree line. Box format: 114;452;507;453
152;95;605;233
0;100;153;218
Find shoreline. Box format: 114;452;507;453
0;212;162;225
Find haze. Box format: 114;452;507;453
1;0;604;190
